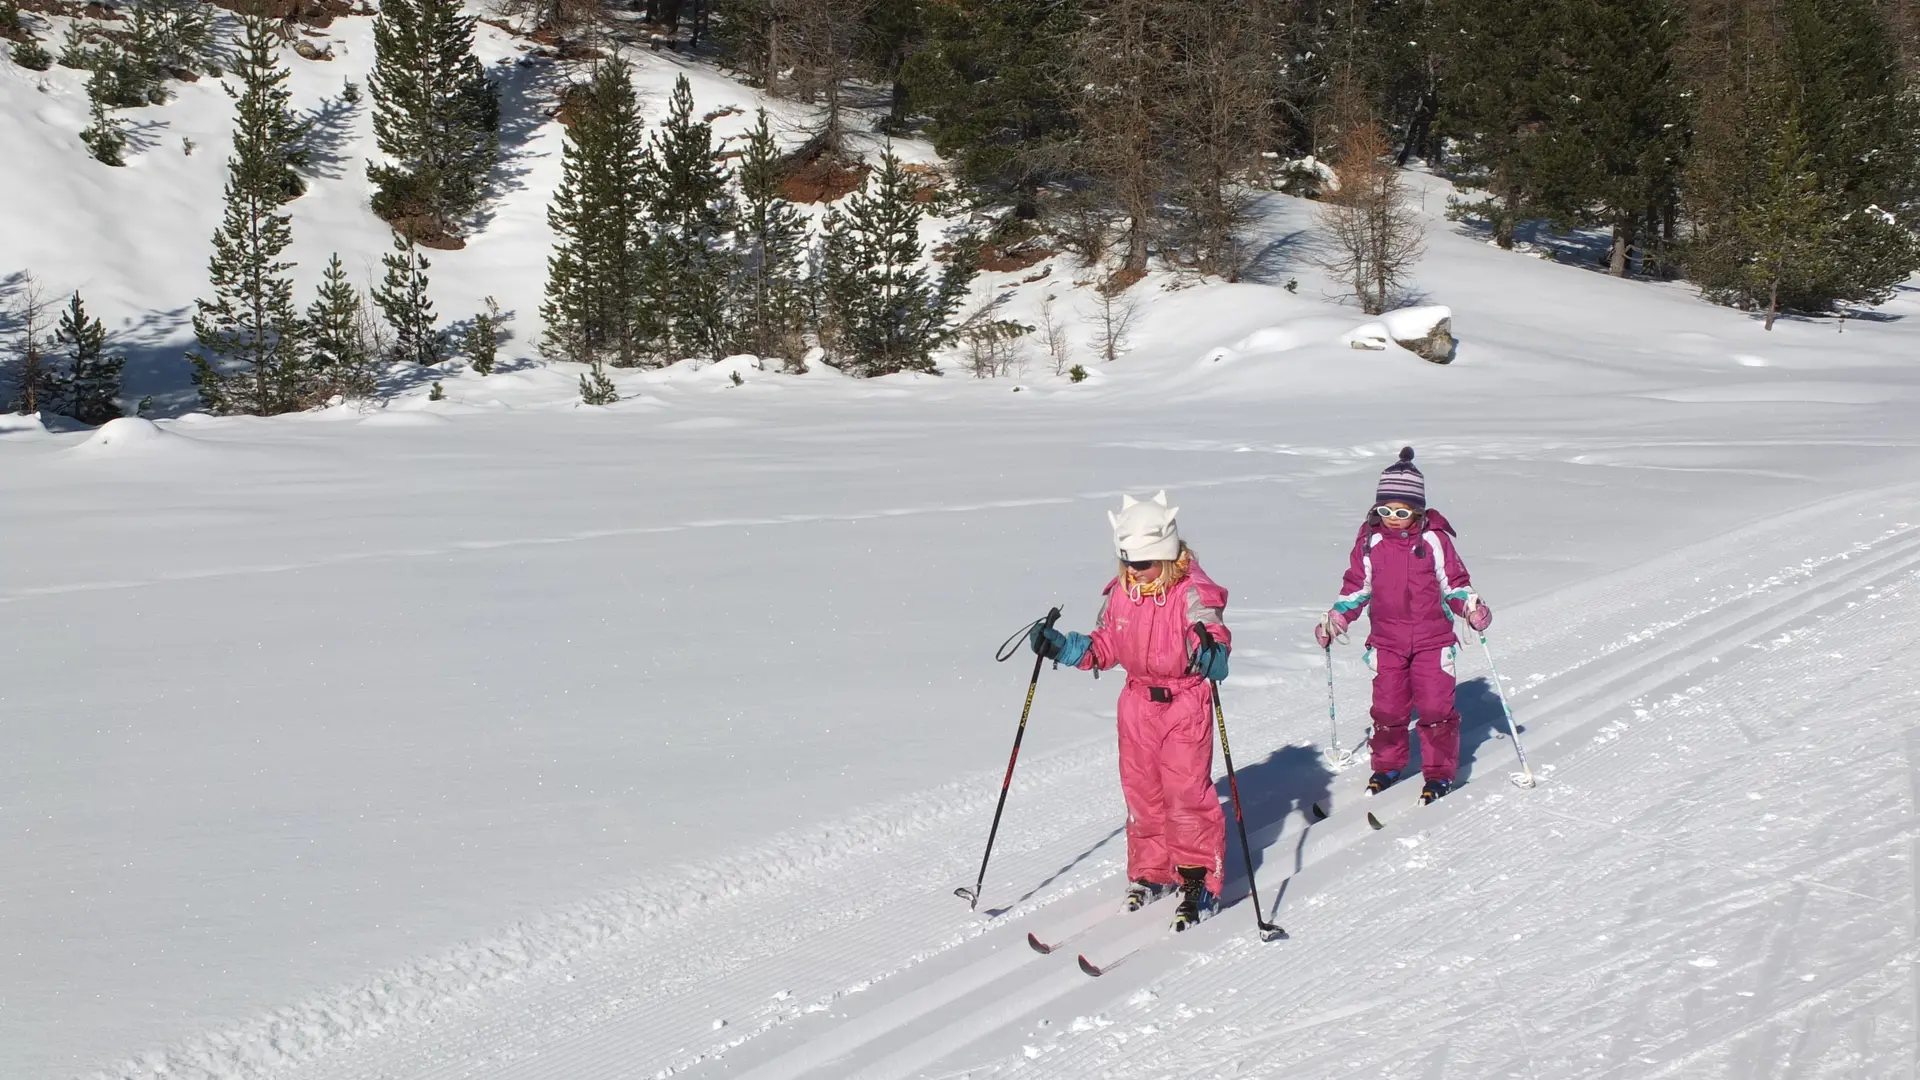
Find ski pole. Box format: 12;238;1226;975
1194;623;1286;942
956;605;1064;910
1474;630;1536;788
1322;645;1342;766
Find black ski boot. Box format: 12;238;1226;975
1366;769;1401;795
1420;778;1452;805
1172;865;1215;931
1125;878;1170;912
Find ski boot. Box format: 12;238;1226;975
1125;878;1171;912
1171;865;1216;932
1366;769;1401;795
1420;778;1452;805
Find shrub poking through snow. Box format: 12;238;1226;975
464;297;503;375
10;35;51;70
79;95;127;165
578;362;617;404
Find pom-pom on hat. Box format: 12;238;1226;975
1374;447;1426;510
1108;491;1183;562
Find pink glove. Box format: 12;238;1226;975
1314;609;1349;648
1466;600;1492;633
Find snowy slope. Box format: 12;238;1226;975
9;12;1920;1080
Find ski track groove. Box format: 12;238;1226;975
82;486;1920;1080
1006;560;1920;1079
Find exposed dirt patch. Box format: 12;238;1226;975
777;155;868;204
1100;266;1147;294
384;215;468;252
980;244;1054;273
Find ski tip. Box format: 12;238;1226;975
1310;802;1328;821
1027;932;1054;955
1077;954;1105;977
1366;811;1385;830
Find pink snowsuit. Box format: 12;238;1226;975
1075;560;1230;898
1332;509;1475;782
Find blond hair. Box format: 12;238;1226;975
1119;546;1193;598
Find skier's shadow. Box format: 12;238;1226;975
1455;675;1521;784
1400;676;1518;782
1214;744;1333;917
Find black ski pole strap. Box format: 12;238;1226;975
995;606;1064;663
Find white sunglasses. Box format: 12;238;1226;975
1374;505;1421;521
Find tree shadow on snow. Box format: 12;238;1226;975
469;57;568;235
112;305;199;416
296;91;362;182
1237;227;1315;286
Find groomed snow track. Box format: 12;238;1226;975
93;484;1920;1080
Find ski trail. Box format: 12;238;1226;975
84;486;1920;1080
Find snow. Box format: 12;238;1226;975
8;10;1920;1080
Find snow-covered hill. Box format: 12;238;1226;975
8;10;1920;1080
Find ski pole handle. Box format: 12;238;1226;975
996;606;1064;663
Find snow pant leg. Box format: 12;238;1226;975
1161;683;1227;899
1412;645;1461;781
1368;647;1416;774
1116;687;1173;885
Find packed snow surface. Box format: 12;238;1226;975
7;16;1920;1080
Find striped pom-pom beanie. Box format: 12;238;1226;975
1374;447;1426;509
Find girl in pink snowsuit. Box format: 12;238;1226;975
1031;492;1230;921
1316;448;1492;804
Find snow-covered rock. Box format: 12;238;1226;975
1344;306;1456;363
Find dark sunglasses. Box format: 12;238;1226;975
1124;559;1156;570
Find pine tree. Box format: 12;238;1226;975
11;35;53;71
367;0;499;239
817;152;979;377
79;92;127;166
541;57;651;367
1682;0;1920;313
463;296;501;375
639;75;738;363
1435;0;1560;248
373;231;440;364
1524;0;1685;276
1737;106;1839;329
53;291;124;424
226;14;307;204
189;18;307;415
733;109;810;367
305;252;378;399
578;361;618;404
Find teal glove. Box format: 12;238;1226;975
1030;624;1092;667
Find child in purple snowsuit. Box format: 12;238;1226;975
1314;448;1492;804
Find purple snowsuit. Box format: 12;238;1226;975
1331;509;1475;781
